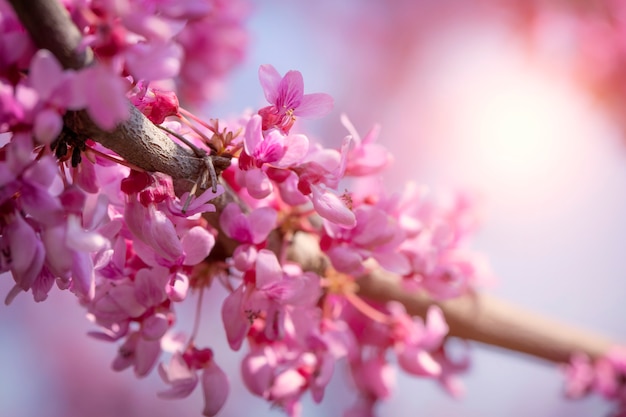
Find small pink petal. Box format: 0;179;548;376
181;226;215;265
71;251;95;300
243;115;263;156
141;313;170;340
373;251;411;276
327;246;364;274
311;186;356;228
125;41;182;81
78;66;129;130
255;249;282;288
422;306;449;349
134;267;167;307
241;348;275;396
245;168;273;199
258;64;282;104
33;108;62;144
157;352;198;399
134;336;161;377
274;133;309;168
166;272;189;302
145;205;183;261
201;361;229;417
277;70;304;109
248;206;277;244
30;50;63;101
109;283;147;318
5;214;42;291
269;369;305;399
221;285;248;351
294;93;333;118
397;348;441;377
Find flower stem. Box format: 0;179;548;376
188;287;205;348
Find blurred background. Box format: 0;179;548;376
2;0;626;416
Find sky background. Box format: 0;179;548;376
2;1;626;416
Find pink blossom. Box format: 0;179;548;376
238;114;310;198
258;64;333;132
157;352;199;399
158;346;229;417
129;81;179;124
220;202;277;245
340;114;392;177
323;205;409;274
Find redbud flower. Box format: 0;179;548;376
258;64;333;132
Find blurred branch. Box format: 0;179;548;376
358;270;614;363
9;0;617;366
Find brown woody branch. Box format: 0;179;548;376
8;0;617;365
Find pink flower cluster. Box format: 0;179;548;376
564;349;626;417
1;1;579;417
200;65;490;415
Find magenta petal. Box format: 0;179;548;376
274;133;309;168
79;66;129;130
134;267;168;307
241;348;275;396
327;246;364;274
201;361;229;417
135;336;162;377
422;306;449;349
359;356;395;399
277;70;304;109
311;186;356;229
254;130;285;163
245;168;272;199
397;348;441;377
7;214;44;290
125;41;182;81
255;249;282;288
124;198;147;241
221;285;248;351
30;50;63;101
31;266;55;302
166;272;189;302
181;226;215;266
34;109;63;145
243;114;263;156
19;182;64;226
182;184;223;215
269;369;305;399
232;245;257;272
145;205;183;261
142;313;170;340
157;377;197;400
374;251;411;276
71;251;95;300
66;214;108;252
157;353;198;399
112;332;139;372
219;203;243;239
109;284;147;318
258;64;282;104
248;206;277;244
294;93;334;118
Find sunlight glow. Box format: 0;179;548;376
458;67;574;185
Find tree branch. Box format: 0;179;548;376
8;0;618;366
357;270;613;363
